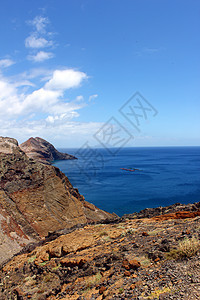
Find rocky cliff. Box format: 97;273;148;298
20;137;77;164
0;137;115;265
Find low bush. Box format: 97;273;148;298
166;237;200;259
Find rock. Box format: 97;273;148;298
123;201;200;220
129;260;141;269
0;137;18;154
99;286;106;294
124;270;131;276
122;259;129;269
152;210;200;221
159;292;170;300
60;257;87;268
142;231;149;236
122;259;141;270
130;284;136;290
0;137;115;264
19;137;77;164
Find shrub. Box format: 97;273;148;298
166;237;200;259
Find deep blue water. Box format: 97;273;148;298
53;147;200;217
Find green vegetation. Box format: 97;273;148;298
52;264;61;271
118;288;124;294
27;255;36;263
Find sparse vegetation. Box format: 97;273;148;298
166;237;200;259
126;227;136;234
52;264;61;271
136;256;151;267
143;286;171;299
99;230;109;237
85;272;102;289
39;261;47;266
148;228;163;236
121;227;136;237
27;255;36;263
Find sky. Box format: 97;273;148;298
0;0;199;148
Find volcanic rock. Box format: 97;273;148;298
20;137;77;164
1;204;200;299
0;137;115;265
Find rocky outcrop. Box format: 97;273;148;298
0;136;18;154
0;137;115;265
19;137;77;164
123;201;200;220
1;203;200;299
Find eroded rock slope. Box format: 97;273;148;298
0;137;115;265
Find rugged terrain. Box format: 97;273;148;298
0;137;115;265
0;202;200;300
1;137;200;299
20;137;77;164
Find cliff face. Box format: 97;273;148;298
0;137;115;264
19;137;77;164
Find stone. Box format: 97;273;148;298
129;260;141;269
142;232;149;236
99;286;106;294
124;270;131;276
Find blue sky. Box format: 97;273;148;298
0;0;199;147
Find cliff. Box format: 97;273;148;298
20;137;77;164
0;137;115;265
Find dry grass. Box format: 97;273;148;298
166;237;200;260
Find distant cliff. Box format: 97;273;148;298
20;137;77;164
0;137;115;265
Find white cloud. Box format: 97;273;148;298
0;118;103;147
0;59;15;68
0;68;88;120
45;69;87;90
25;15;55;63
18;68;53;81
25;35;53;48
30;16;49;33
28;51;54;62
76;95;84;101
89;94;98;102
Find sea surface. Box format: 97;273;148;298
53;147;200;217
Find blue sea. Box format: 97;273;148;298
53;147;200;217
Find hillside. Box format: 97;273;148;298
0;203;200;299
0;137;115;265
20;137;77;164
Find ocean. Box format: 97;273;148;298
53;147;200;217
